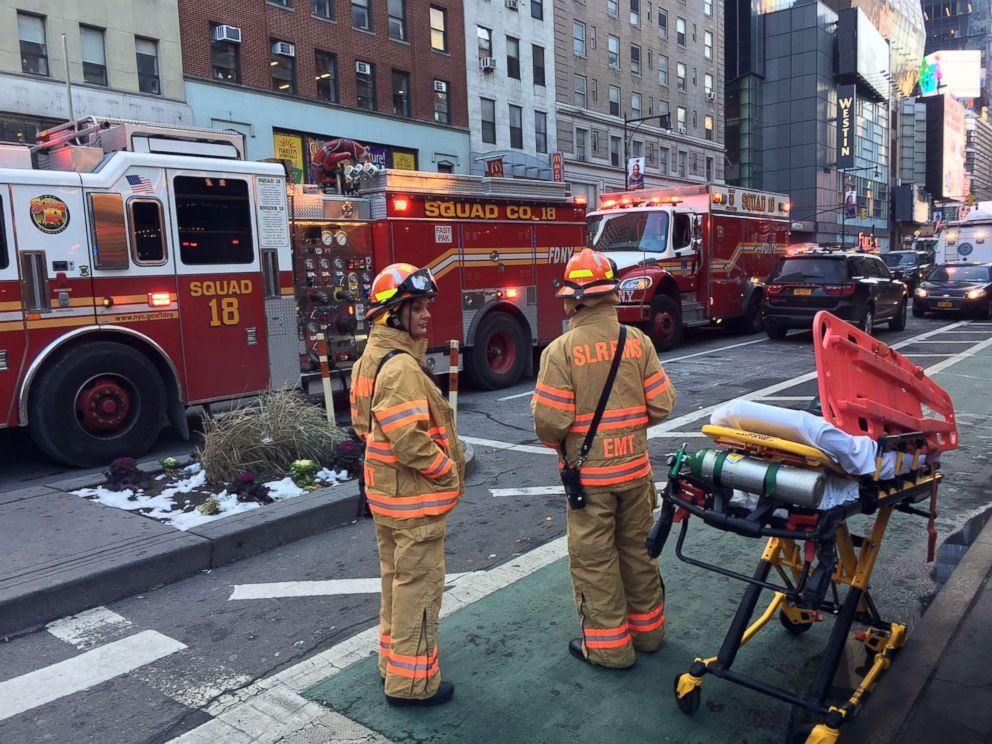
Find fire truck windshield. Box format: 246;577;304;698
588;210;669;253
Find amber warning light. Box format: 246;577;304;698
391;196;410;212
147;292;174;307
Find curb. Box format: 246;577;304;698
845;512;992;743
0;442;477;637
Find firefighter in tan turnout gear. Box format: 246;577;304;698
351;263;465;706
532;248;677;669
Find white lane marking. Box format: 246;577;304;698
0;630;186;722
939;330;991;333
497;389;536;401
135;663;253;711
491;482;667;498
902;339;979;344
46;607;132;651
228;572;473;600
648;320;973;439
903;353;955;357
460;436;555;456
756;396;814;401
924;333;992;376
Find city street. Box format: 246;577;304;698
2;314;990;744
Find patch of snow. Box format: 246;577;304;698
168;490;260;530
155;474;166;481
159;469;207;499
264;477;304;501
316;468;348;485
182;463;203;475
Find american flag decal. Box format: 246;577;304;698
125;174;155;194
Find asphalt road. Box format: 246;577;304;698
1;314;988;744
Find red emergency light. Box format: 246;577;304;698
391;196;411;212
712;192;724;204
147;292;174;308
506;288;519;299
602;198;618;208
573;195;588;205
780;201;791;213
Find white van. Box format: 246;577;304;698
937;209;992;263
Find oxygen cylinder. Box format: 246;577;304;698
686;449;825;508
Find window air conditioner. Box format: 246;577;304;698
356;61;372;75
272;41;296;57
213;25;242;44
479;56;497;71
433;80;448;93
677;124;687;134
705;91;716;101
505;0;519;8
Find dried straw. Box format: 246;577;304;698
198;389;347;482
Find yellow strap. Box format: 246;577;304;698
701;425;844;473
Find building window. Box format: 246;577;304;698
388;0;407;41
506;36;520;80
704;31;713;60
658;9;668;39
704;72;713;95
356;61;376;109
271;41;296;93
313;0;333;20
677;106;686;129
532;44;546;87
430;6;448;52
353;0;371;31
591;78;598;102
610;136;621;167
677;63;686;92
531;0;544;20
608;35;620;68
535;111;547;154
18;13;48;76
659;147;668;172
392;69;410;116
210;23;241;82
269;0;291;7
658;55;668;86
573;21;586;56
630;0;641;26
608;0;619;17
433;79;450;124
632;140;643;158
609;85;621;117
80;25;107;86
706;156;714;181
478;26;493;58
135;37;160;94
315;51;338;102
509;104;523;149
704;0;713;16
632;93;642;119
574;74;587;107
676;17;686;46
705;115;713;140
631;44;641;75
678;150;687;177
575;128;588;161
481;98;496;144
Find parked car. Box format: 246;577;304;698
762;251;908;339
912;261;992;319
882;250;934;292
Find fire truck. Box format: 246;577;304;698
0;117;586;466
586;184;791;349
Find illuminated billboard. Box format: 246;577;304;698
919;50;982;100
923;95;967;201
837;8;891;102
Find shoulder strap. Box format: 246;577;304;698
575;324;627;467
367;350;408;434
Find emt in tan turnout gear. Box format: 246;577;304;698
532;248;677;669
351;263;464;707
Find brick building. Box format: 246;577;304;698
178;0;470;181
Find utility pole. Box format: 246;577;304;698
62;34;74;120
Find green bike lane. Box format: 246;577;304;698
304;331;992;744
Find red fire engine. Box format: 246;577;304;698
0;118;586;466
587;184;791;349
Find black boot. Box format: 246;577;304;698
568;639;589;664
386;681;454;707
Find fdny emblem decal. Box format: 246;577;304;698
30;195;70;235
341;200;354;218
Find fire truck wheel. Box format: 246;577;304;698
466;312;527;390
648;295;683;352
28;342;167;468
731;294;764;335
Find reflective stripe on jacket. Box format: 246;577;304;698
351;326;465;526
532;302;676;491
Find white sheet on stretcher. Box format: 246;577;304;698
710;401;926;510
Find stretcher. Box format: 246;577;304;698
646;311;958;743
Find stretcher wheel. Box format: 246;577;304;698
673;674;701;715
779;610;814;635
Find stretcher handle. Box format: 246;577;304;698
673;519;813;599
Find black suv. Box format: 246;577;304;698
763;252;908;339
882;250;933;292
913;262;992;319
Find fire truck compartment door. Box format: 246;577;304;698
0;188;26;426
169;170;270;402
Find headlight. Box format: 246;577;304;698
618;276;653;291
966;288;988;300
915;288;927;298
